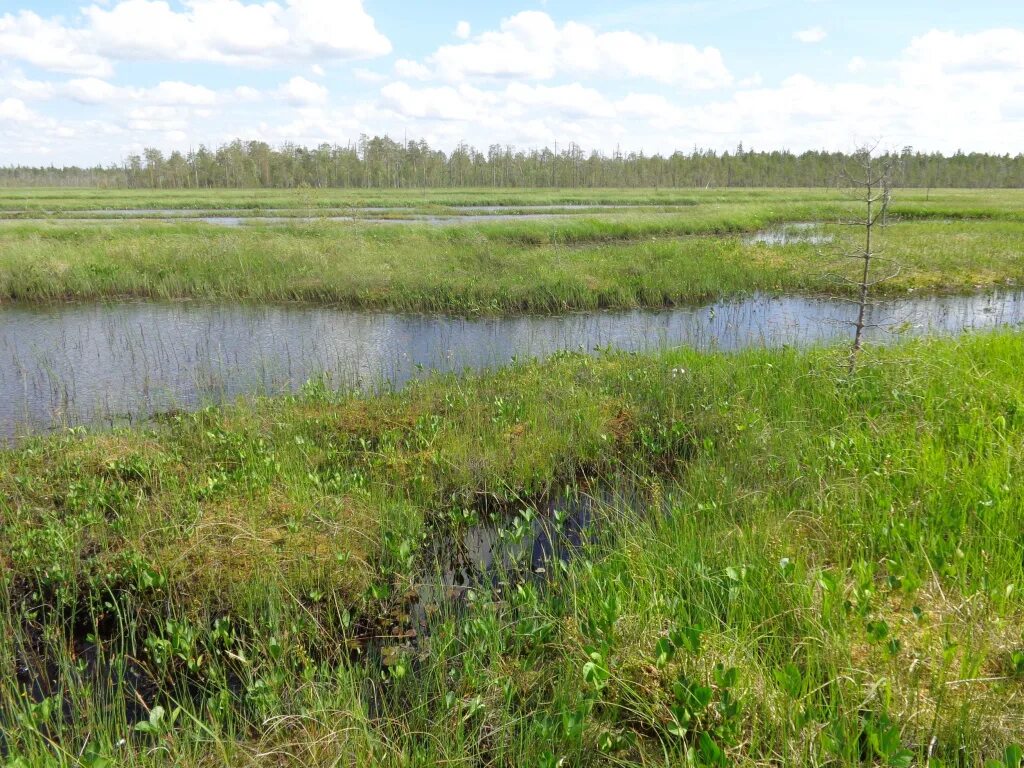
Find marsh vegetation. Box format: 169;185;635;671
1;187;1023;766
1;189;1023;310
2;291;1023;441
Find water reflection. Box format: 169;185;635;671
744;222;833;245
1;291;1022;440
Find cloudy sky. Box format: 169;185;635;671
1;0;1023;165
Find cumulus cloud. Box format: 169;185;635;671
0;69;57;101
380;80;619;123
394;59;433;80
408;11;732;89
504;83;616;119
0;10;112;76
0;0;391;76
454;20;471;40
126;104;191;132
64;78;221;106
3;22;1024;165
234;85;262;101
85;0;392;66
353;68;389;83
900;28;1024;83
64;77;123;105
372;26;1024;156
794;27;827;43
651;28;1024;153
277;75;329;105
380;82;490;121
0;97;36;122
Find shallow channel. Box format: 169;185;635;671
2;291;1022;441
0;212;621;227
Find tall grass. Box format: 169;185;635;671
1;186;1023;216
0;186;880;212
2;331;1023;765
1;216;1022;312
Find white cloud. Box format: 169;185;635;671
848;56;867;73
504;82;615;119
281;0;392;60
371;26;1024;156
0;97;35;122
378;80;630;127
64;77;123;104
234;86;262;101
394;59;433;80
894;28;1024;138
0;10;112;76
311;64;325;77
82;0;286;62
126;105;190;132
455;20;471;40
794;26;827;43
0;69;56;101
0;1;391;76
277;75;329;105
615;93;674;119
410;11;732;89
247;108;363;147
380;82;491;121
64;78;219;106
146;81;219;105
3;24;1024;165
353;68;388;83
0;112;123;163
901;28;1024;83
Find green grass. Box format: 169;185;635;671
2;187;1022;312
3;330;1024;766
2;214;1022;312
1;186;1023;214
2;185;1023;765
0;186;851;211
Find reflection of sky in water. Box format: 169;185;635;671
0;213;605;227
1;291;1022;440
743;222;833;245
408;489;605;634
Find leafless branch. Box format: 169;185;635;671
828;144;902;372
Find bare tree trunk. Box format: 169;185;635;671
850;174;873;370
839;147;899;374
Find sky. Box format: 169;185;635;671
1;0;1023;165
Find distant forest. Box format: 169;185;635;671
3;136;1023;189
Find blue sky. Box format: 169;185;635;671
2;0;1023;164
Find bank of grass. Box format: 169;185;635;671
2;216;1022;312
2;330;1024;765
1;186;1023;215
0;186;855;212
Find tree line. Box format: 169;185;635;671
2;136;1023;189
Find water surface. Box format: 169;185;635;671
0;212;596;227
745;222;833;245
2;291;1022;441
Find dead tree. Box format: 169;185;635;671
832;146;901;373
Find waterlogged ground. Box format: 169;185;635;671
0;210;616;227
2;291;1023;439
2;198;1023;311
3;332;1024;766
3;187;1024;766
0;185;1021;213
